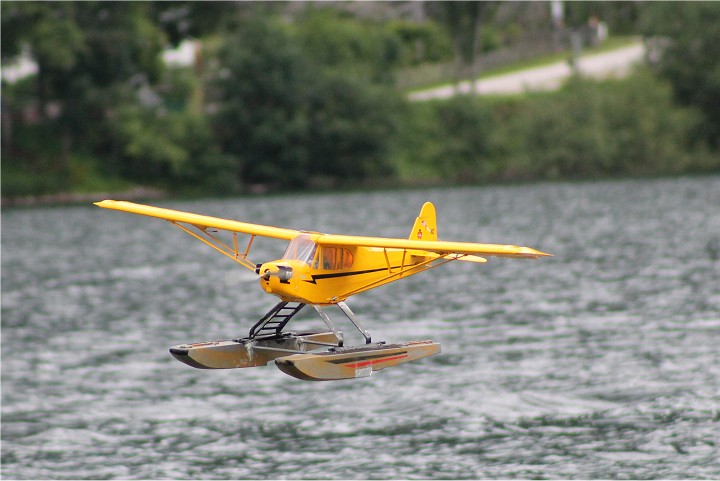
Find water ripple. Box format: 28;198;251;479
3;177;720;479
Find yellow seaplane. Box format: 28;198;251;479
95;200;550;381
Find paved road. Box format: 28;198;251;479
408;42;645;101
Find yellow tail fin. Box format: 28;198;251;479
409;202;438;241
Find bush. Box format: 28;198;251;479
395;71;717;183
211;16;401;190
640;2;720;147
293;8;402;85
501;72;713;179
386;19;453;65
107;104;238;192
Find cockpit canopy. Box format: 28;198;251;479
282;235;317;265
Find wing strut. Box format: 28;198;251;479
169;221;257;271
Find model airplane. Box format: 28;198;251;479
95;200;550;381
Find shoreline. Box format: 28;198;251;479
1;186;165;208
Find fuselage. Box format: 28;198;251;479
257;234;432;304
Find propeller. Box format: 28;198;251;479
255;263;293;283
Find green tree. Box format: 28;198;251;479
432;98;497;182
499;74;711;179
211;18;313;188
293;8;403;85
58;3;167;149
392;97;502;184
431;1;500;94
150;1;240;46
306;74;399;183
211;16;400;190
2;1;236;195
108;104;236;192
386;19;453;66
2;2;85;119
640;2;720;147
2;2;168;163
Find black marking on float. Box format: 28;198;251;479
325;350;409;365
169;347;213;370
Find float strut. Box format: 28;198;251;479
313;305;344;347
337;302;372;344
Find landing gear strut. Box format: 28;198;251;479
245;300;373;347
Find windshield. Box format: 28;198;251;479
281;235;317;265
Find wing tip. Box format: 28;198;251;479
94;199;119;208
521;247;553;259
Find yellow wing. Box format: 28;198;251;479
315;234;550;259
95;200;301;270
95;200;550;271
95;200;299;240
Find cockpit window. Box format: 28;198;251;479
313;246;354;270
282;235;317;265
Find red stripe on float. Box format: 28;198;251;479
344;354;408;369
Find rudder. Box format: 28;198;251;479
409;202;437;241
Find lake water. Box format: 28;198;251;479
2;177;719;479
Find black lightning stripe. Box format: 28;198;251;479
302;266;403;284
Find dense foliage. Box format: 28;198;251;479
2;2;214;195
210;16;401;190
1;2;717;199
639;2;720;148
394;71;714;185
